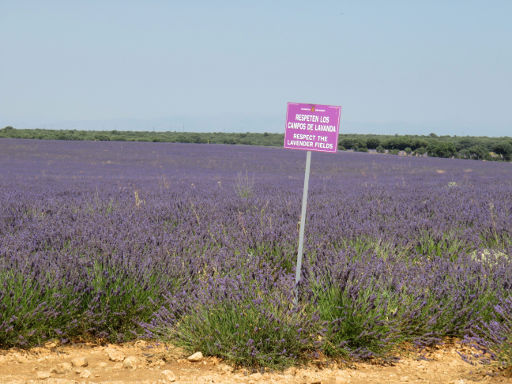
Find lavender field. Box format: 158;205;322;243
1;138;512;368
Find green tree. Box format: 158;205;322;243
492;141;512;161
428;142;456;158
414;147;427;156
384;137;412;150
339;138;357;149
366;137;381;149
458;145;489;160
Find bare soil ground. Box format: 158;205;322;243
0;341;510;384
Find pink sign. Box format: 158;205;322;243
284;102;341;153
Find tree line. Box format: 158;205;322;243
338;133;512;161
1;126;511;161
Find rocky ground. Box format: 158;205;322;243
0;341;510;384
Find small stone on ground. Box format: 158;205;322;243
36;370;52;379
187;351;203;362
105;346;125;362
123;355;139;369
51;362;73;374
70;356;88;367
79;368;91;378
161;369;177;382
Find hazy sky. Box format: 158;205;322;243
1;1;511;136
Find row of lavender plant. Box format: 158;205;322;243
1;138;511;367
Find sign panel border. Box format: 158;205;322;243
284;102;341;154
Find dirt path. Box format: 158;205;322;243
0;341;509;384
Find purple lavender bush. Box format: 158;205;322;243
308;251;404;359
167;263;321;368
1;138;511;367
465;295;512;367
462;247;512;367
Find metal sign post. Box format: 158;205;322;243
294;150;311;305
284;102;341;305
